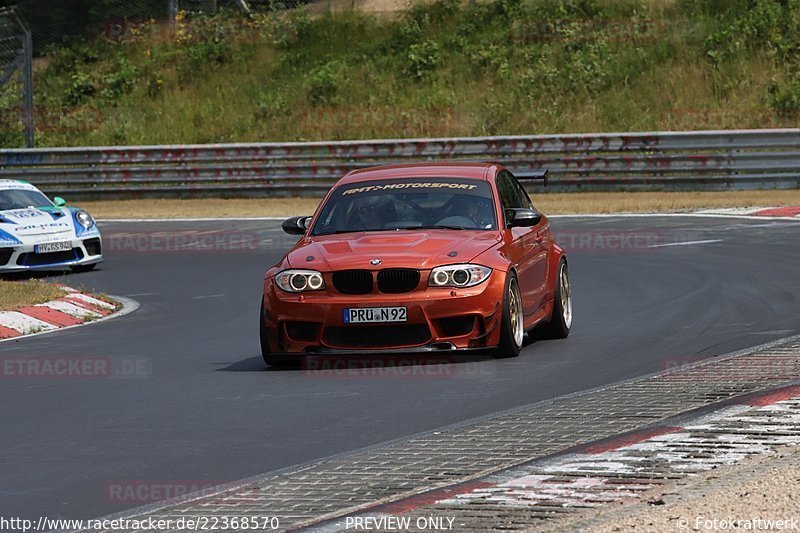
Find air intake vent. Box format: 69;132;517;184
377;269;420;293
83;238;102;257
18;249;82;266
0;248;13;266
284;321;320;342
324;324;431;348
332;270;373;295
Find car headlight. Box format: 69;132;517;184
75;210;94;229
275;269;325;293
428;264;492;288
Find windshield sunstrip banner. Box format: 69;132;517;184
342;182;479;195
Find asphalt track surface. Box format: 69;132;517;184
2;215;799;522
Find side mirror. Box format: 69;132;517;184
53;197;67;207
505;208;542;228
282;215;311;235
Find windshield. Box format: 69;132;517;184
311;178;497;236
0;189;53;211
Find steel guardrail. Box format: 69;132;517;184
1;128;799;199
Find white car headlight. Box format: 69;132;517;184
75;210;94;229
275;269;325;293
428;264;492;288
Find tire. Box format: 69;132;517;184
542;259;572;339
494;272;524;358
260;298;298;368
71;263;97;273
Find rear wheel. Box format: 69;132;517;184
495;272;524;358
542;259;572;339
260;298;298;368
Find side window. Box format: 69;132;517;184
510;173;534;210
496;172;523;209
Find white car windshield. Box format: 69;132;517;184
311;178;497;236
0;189;54;211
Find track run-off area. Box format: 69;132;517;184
1;214;799;523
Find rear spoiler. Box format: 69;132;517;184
517;169;549;187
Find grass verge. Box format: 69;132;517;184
3;0;800;146
84;190;800;219
0;281;66;312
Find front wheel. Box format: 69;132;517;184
495;272;524;358
542;259;572;339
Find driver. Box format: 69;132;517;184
351;195;396;230
446;194;495;229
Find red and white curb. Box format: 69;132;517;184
696;206;800;219
0;285;137;341
316;386;800;529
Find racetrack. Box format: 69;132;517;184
2;215;799;521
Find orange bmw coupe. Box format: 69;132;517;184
260;162;571;366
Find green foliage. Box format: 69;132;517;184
466;44;510;75
146;75;165;99
63;72;96;106
255;92;290;120
420;0;462;23
189;41;233;66
769;75;800;115
704;0;800;64
405;40;441;81
0;84;22;147
14;0;800;148
176;41;233;85
271;9;312;48
306;61;344;106
101;58;138;101
45;44;101;77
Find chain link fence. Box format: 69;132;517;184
0;0;314;148
0;0;310;53
0;6;33;147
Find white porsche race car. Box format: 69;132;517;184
0;180;103;273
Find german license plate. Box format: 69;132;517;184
343;307;407;324
35;241;71;253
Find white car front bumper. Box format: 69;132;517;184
0;236;103;272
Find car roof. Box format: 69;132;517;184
338;162;501;185
0;179;39;192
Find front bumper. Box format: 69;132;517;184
262;271;506;354
0;237;103;272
